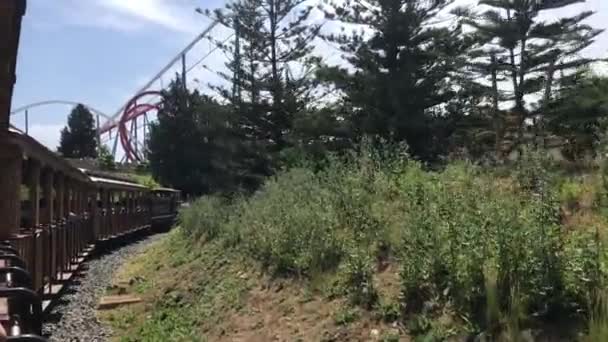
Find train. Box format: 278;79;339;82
0;1;181;340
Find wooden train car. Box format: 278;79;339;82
0;130;181;341
0;2;181;339
150;188;181;231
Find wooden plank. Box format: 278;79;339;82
42;168;54;224
27;159;41;228
98;295;142;310
0;142;22;239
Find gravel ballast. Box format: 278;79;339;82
43;232;166;342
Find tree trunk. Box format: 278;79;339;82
516;37;527;147
491;54;501;160
268;0;283;149
539;58;556;148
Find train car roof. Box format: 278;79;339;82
6;129;173;193
88;175;148;191
4;130;175;191
7;127;90;182
152;187;181;193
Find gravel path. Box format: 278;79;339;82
43;232;167;342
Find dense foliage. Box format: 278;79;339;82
180;144;608;338
148;80;266;195
58;104;97;158
320;0;467;160
461;0;603;156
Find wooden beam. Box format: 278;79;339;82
42;167;54;224
92;188;99;240
73;183;80;216
77;184;83;216
27;159;41;229
98;295;142;310
0;0;27;130
0;142;22;238
55;174;65;220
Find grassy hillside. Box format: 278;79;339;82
101;230;405;341
102;146;608;341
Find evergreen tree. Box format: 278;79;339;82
148;79;250;196
283;104;355;166
545;72;608;160
320;0;467;161
211;0;322;165
461;0;603;152
58;104;98;158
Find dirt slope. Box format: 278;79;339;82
99;230;406;342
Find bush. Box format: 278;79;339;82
398;160;607;334
340;246;378;308
233;168;344;274
179;196;232;241
558;178;584;210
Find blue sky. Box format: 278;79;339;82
11;0;228;149
9;0;608;151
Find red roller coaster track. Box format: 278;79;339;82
99;91;162;163
11;20;222;163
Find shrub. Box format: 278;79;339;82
585;291;608;342
340;246;378;308
234;168;344;274
179;196;232;241
558;178;584;210
398;161;601;327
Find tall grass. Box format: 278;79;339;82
179;144;607;336
585;292;608;341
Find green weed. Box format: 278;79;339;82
334;306;360;325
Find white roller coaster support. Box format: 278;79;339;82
108;20;219;156
10;100;111;120
109;20;219;120
11;20;220;160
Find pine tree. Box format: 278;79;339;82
461;0;603;153
58;104;98;158
320;0;467;161
148;78;255;195
545;72;608;160
211;0;322;160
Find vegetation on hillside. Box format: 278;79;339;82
176;144;608;339
104;143;608;340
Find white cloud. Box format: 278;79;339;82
96;0;200;34
56;0;207;34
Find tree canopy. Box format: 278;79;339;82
148;79;267;196
58;104;98;158
145;0;606;194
